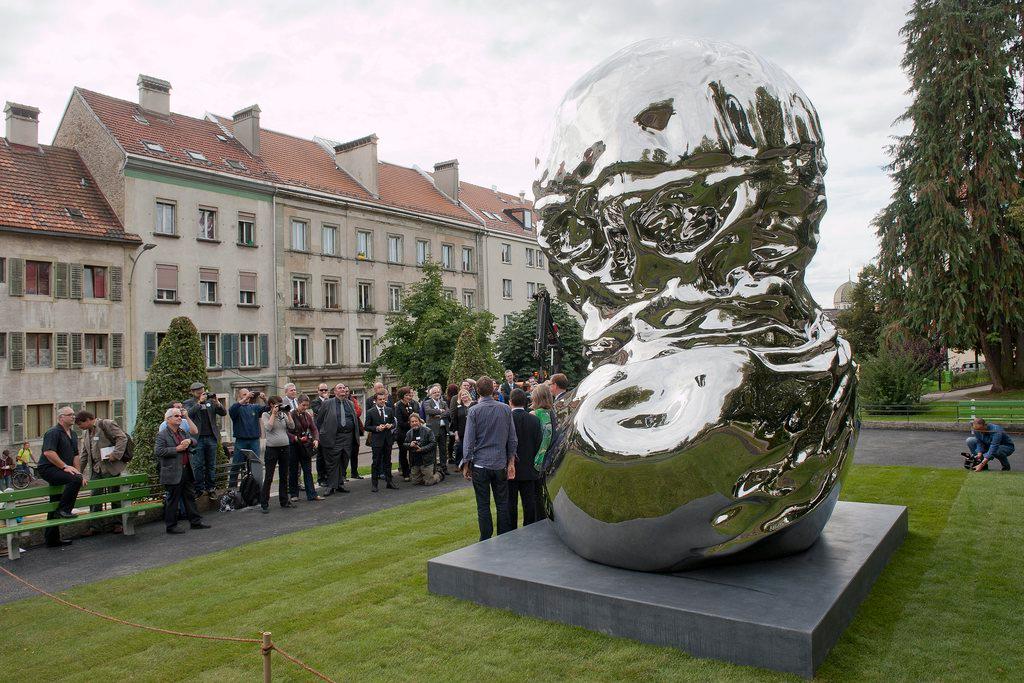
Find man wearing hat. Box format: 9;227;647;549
184;382;226;497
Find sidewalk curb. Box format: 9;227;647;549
863;421;1024;433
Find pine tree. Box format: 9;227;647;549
130;316;209;476
448;326;501;386
876;0;1023;390
495;297;587;382
835;264;889;359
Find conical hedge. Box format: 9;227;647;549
448;326;499;387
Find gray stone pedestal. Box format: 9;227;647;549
428;501;907;678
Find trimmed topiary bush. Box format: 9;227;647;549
449;326;500;387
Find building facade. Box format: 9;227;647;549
1;102;139;451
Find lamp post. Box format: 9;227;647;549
125;242;156;430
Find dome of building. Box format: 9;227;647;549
834;280;855;310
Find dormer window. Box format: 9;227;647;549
225;159;247;171
65;207;85;219
522;210;533;229
186;150;208;162
142;140;166;153
133;114;150;125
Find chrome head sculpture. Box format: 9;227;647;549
534;38;858;572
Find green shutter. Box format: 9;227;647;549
144;332;157;371
70;333;83;368
259;334;269;369
8;258;24;296
11;405;24;443
221;333;236;369
111;333;123;368
9;332;24;370
55;332;70;369
54;262;69;298
112;399;125;428
109;266;123;301
70;263;84;299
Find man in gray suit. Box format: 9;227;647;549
155;407;211;534
315;383;360;494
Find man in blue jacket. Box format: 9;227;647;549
967;418;1013;471
228;388;269;487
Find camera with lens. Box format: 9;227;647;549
961;451;987;470
279;403;291;412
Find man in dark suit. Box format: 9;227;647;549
309;383;330;485
155;407;210;534
314;383;361;494
508;388;544;528
365;392;399;492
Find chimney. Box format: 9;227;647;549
232;104;261;156
333;134;379;196
433;159;459;202
4;101;39;147
519;191;526;203
137;74;171;116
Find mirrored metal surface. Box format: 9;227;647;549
534;38;857;572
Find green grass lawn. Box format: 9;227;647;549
1;465;1021;682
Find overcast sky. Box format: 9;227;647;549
0;0;912;307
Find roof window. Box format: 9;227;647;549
142;140;166;153
216;134;228;142
186;150;208;162
133;113;150;125
65;207;85;219
224;159;247;171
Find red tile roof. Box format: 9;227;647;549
0;138;138;242
378;161;476;223
457;180;535;238
76;88;278;183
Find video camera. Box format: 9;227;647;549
961;452;987;470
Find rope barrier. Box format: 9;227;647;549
0;565;337;682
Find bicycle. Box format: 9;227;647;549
11;463;38;490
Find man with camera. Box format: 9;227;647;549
228;388;270;488
185;382;226;498
967;418;1014;471
405;413;442;485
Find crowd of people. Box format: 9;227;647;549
15;370;573;547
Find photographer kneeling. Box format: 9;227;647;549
967;418;1013;472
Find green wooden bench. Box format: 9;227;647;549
955;400;1024;423
1;474;163;560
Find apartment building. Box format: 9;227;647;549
0;102;139;450
54;77;279;428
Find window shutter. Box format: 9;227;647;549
221;333;235;369
111;333;124;368
9;332;24;370
8;258;24;296
112;399;125;428
259;334;269;369
55;332;70;369
54;262;70;298
144;332;157;371
109;266;123;301
11;405;24;443
70;263;84;299
70;333;83;368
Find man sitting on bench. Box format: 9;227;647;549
37;406;85;548
967;418;1014;471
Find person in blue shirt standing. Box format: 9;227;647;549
967;418;1013;471
228;388;270;487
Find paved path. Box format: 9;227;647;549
855;427;971;468
922;384;991;401
0;473;472;605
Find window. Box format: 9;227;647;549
443;288;455;301
199;268;218;303
441;244;454;269
201;333;218;368
239;334;258;367
416;240;430;266
292;276;310;307
292;334;309;366
66;207;85;219
134;113;149;125
522;211;533;229
25;260;50;295
504;314;513;327
325;335;340;366
323;279;340;309
83;334;107;367
389;285;402;312
85;401;110;420
462;290;475;310
239;271;257;305
198;208;219;240
0;331;6;357
0;406;7;434
26;404;54;440
501;243;512;263
537;251;545;268
527;281;537;298
26;333;52;367
357;282;373;311
387;235;403;263
462;247;474;272
502;279;513;299
142;140;166;153
356;230;372;259
83;265;107;298
291;219;308;251
526;248;535;268
237;214;255;245
225;159;247;171
155;264;177;301
187;150;208;162
359;334;373;365
155;201;176;235
322;224;337;256
0;256;5;283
